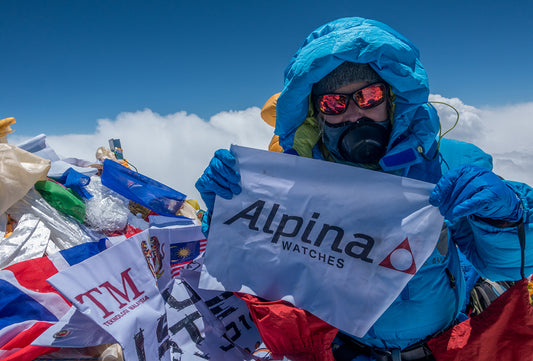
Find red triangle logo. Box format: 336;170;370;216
379;237;417;275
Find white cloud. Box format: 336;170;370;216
9;97;533;209
45;108;273;206
429;95;533;186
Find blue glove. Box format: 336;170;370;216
429;165;523;222
195;149;242;213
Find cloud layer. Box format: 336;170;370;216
429;95;533;187
10;96;533;207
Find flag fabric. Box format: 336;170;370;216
31;306;116;348
47;237;170;361
0;240;108;361
170;238;207;278
146;224;206;289
200;145;444;337
428;278;533;361
101;158;186;218
165;269;263;361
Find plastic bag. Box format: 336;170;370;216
0;144;50;214
0;213;50;268
84;176;130;233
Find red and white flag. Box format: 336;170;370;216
0;240;108;360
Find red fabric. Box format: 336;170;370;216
428;278;533;361
106;224;143;237
1;322;60;361
235;293;338;361
144;210;159;222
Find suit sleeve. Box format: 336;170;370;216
450;180;533;281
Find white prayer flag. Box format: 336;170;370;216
199;145;444;337
48;237;170;361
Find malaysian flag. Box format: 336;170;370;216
170;238;207;277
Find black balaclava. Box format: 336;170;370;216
313;62;391;166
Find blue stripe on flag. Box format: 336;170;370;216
59;240;108;266
0;279;58;329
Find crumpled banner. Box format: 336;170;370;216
176;268;263;360
0;213;50;268
34;180;86;223
200;145;444;337
0;143;50;214
48;237;170;361
16;133;60;161
164;275;262;361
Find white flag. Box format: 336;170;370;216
199;145;444;337
48;238;171;361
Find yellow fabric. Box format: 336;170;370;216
268;135;283;153
261;93;280;127
0;117;16;138
261;93;285;153
185;199;201;211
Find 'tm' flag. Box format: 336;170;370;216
48;237;170;361
0;240;107;361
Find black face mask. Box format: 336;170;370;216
322;117;391;165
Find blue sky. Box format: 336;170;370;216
2;0;532;137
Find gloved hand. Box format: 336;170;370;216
429;165;523;222
195;149;242;213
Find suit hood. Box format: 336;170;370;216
275;17;440;171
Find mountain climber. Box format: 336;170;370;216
195;17;533;360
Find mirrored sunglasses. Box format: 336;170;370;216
316;83;387;115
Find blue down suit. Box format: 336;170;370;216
273;17;533;350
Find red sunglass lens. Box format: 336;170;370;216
319;94;348;115
355;84;385;109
